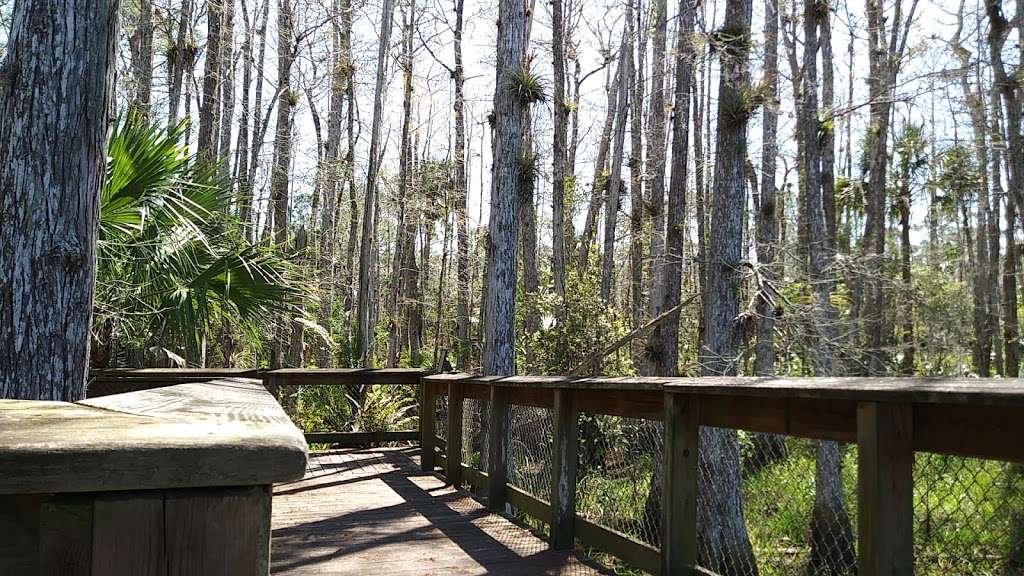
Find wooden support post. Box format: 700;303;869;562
488;385;510;512
550;388;578;550
447;381;465;486
662;393;699;576
420;380;437;472
857;401;913;576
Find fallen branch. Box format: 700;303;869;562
569;293;700;376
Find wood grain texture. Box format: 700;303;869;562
858;402;914;576
92;494;165;576
662;394;698;576
166;485;271;576
39;497;92;576
550;389;578;550
420;381;437;472
0;379;307;494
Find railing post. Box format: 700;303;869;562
419;378;436;472
857;401;913;576
550;388;578;550
446;381;464;486
488;384;510;512
662;393;699;575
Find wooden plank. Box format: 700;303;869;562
446;381;464;486
39;497;92;576
265;368;426;386
305;431;417;445
551;388;578;549
92;493;165;576
488;385;510;512
858;402;914;576
576;388;663;419
0;379;307;494
420;380;437;472
914;403;1024;462
663;393;698;576
699;395;857;443
507;484;553;524
666;376;1024;407
576;516;661;576
0;494;43;575
165;485;272;576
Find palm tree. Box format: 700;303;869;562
92;113;300;367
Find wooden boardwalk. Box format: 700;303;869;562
271;447;608;575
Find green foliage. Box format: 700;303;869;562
294;384;417;434
522;267;632;375
94;113;300;362
504;64;547;105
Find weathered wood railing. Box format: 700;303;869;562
0;378;308;575
77;369;1024;575
422;373;1024;576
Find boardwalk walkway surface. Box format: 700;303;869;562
271;447;608;575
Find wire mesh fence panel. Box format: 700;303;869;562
914;453;1024;575
435;394;448;446
728;433;858;576
462;398;490;475
575;415;663;548
508;405;554;500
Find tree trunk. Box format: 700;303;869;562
268;0;295;369
483;0;527;376
699;0;759;569
219;0;237;163
355;0;397;367
387;3;416;369
628;0;646;337
600;24;631;302
130;0;154;113
198;0;223;158
316;0;347;368
803;4;856;571
646;0;669;324
578;60;621;270
0;0;120;400
454;0;472;369
168;0;195;128
240;0;269;242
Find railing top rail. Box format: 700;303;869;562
265;368;430;386
425;373;1024;407
89;368;260;376
0;378;308;495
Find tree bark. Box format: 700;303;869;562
355;0;397;367
454;0;472;368
578;60;621;270
197;0;224;158
698;0;760;570
0;0;120;400
628;0;646;335
646;0;669;323
483;0;527;376
600;24;631;302
168;0;195;129
130;0;154;113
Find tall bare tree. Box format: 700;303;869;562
355;0;397;367
483;0;528;376
699;0;759;569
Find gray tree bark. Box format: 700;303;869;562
551;0;569;305
454;0;472;369
197;0;224;158
600;24;631;302
130;0;154;113
0;0;120;400
699;0;759;569
483;0;527;376
355;0;397;367
268;0;294;368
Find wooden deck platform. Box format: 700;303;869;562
271;447;608;575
